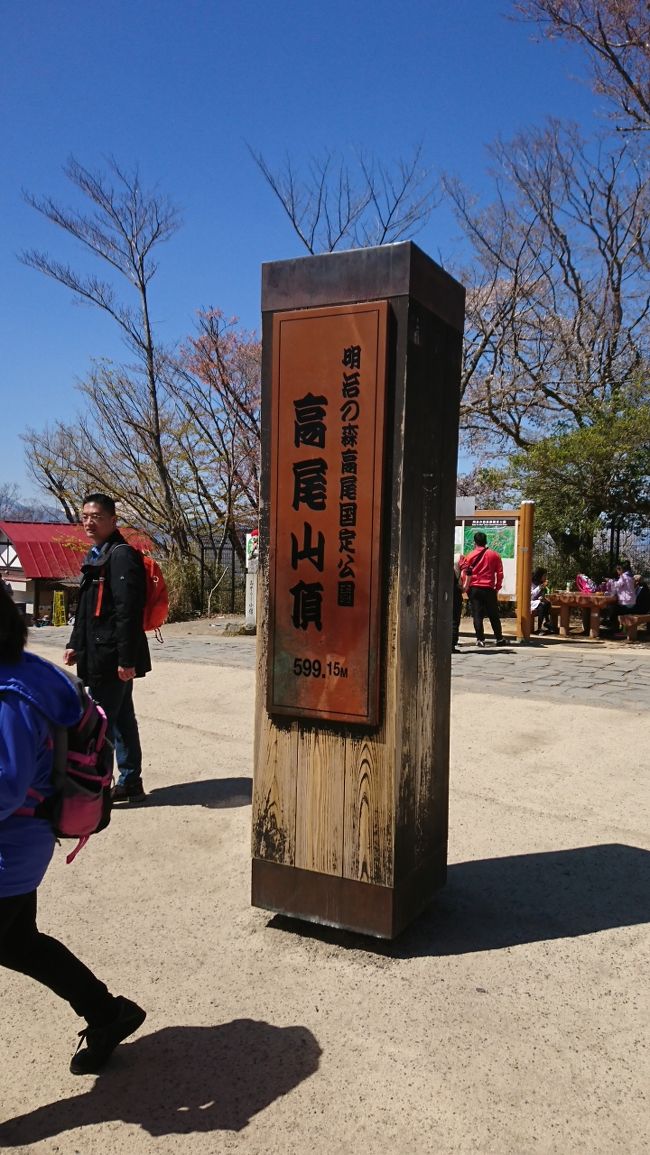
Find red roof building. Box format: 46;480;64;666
0;521;153;623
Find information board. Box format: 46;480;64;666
268;301;388;724
454;517;518;598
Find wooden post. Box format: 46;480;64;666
516;500;535;641
252;243;465;939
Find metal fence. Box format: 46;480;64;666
533;525;650;586
199;542;247;615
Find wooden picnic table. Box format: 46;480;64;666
549;592;617;639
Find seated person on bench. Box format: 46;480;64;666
631;575;650;615
531;567;554;634
603;562;637;631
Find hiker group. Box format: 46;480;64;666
0;494;166;1074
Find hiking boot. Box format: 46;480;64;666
476;640;486;648
112;779;146;804
495;638;507;647
70;997;146;1075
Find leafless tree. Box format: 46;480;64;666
0;483;22;519
515;0;650;132
23;316;262;561
21;426;82;523
23;362;191;553
20;157;189;553
249;144;438;253
175;310;262;562
446;121;650;454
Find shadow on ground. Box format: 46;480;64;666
0;1019;321;1142
268;843;650;958
455;647;516;657
144;777;252;808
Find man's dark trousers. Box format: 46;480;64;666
452;583;463;648
468;586;503;643
89;678;142;788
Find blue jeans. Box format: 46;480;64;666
88;678;143;787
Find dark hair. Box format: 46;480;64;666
618;560;632;573
0;582;27;663
532;567;547;585
474;531;487;547
83;493;116;516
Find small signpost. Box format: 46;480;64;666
252;242;465;938
245;530;258;629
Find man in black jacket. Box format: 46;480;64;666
64;494;151;803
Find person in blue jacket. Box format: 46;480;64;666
0;582;146;1074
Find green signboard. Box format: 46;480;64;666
462;524;515;559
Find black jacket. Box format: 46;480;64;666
68;530;151;683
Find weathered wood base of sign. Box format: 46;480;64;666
252;855;447;939
253;242;464;941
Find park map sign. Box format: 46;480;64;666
268;301;388;725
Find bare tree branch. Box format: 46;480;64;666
445;122;650;453
20;157;188;553
249;144;438;253
515;0;650;132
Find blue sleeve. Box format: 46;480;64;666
0;699;39;820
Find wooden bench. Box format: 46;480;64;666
619;614;650;642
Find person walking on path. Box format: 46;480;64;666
64;493;150;802
0;582;146;1074
459;532;506;648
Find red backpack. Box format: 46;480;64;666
141;554;169;634
95;545;169;638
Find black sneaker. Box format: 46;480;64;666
112;779;146;804
476;640;486;648
70;996;146;1075
495;638;507;647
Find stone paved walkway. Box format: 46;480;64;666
451;639;649;710
30;623;650;712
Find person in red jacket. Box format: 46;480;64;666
459;532;506;648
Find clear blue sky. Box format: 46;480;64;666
1;0;599;501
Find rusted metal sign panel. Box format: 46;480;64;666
268;301;388;724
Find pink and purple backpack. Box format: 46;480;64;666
15;678;113;863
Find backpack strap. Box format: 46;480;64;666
66;836;90;865
14;786;46;818
461;547;488;587
90;539;127;619
94;571;106;618
93;541;144;623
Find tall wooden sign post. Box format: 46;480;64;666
252;242;465;939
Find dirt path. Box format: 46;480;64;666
0;640;648;1153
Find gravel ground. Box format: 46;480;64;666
0;626;647;1154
